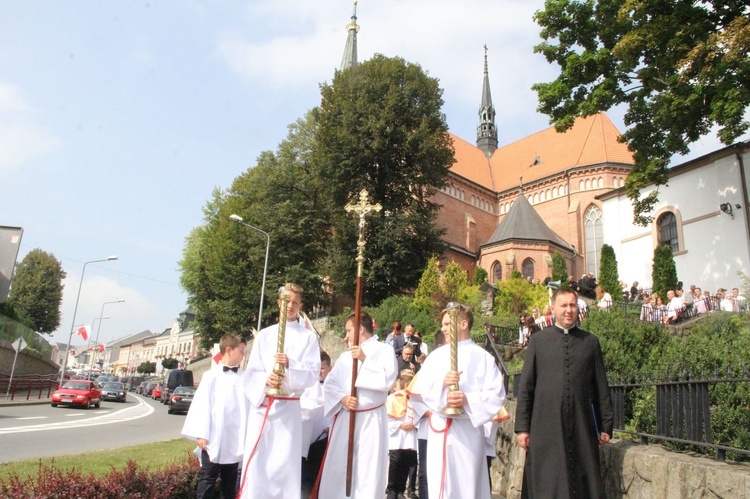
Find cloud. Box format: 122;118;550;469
0;81;61;174
55;272;160;344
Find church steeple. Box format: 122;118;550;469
340;0;359;71
477;45;498;159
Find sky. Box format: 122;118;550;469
1;0;744;348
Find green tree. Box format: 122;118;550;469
533;1;750;225
598;244;620;299
472;267;488;286
413;256;442;313
652;244;678;300
180;113;332;347
5;249;66;333
442;261;469;303
137;361;156;375
551;251;570;287
161;358;179;370
314;54;453;304
495;279;549;318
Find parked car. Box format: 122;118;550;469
143;382;159;396
100;382;127;402
151;384;162;400
136;381;150;394
168;386;196;414
161;369;194;404
51;380;102;409
126;376;145;392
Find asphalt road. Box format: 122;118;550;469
0;393;186;463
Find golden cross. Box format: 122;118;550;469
345;189;382;276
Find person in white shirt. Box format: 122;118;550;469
386;369;418;499
413;303;505;498
182;334;247;499
313;311;398;498
664;289;684;324
239;283;321;499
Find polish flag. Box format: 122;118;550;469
76;325;90;341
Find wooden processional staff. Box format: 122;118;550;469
343;189;381;497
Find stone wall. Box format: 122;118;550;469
0;340;59;377
490;400;750;498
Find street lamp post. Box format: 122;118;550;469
87;316;110;372
229;214;270;335
88;299;125;373
59;256;118;387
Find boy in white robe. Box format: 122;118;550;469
301;350;333;496
414;303;506;499
238;283;321;499
386;369;418;499
182;334;247;499
312;311;398;498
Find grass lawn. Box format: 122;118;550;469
0;438;196;481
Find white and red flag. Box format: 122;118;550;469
76;325;90;341
97;344;105;352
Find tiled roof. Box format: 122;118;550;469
449;133;494;189
449;113;634;192
482;194;573;251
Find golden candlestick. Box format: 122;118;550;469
444;302;464;415
267;287;291;396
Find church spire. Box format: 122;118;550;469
340;0;359;71
476;45;498;159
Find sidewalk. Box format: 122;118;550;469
0;389;52;407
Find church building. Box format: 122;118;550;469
338;3;749;292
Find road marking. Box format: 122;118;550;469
0;396;155;435
65;413;86;417
16;416;46;420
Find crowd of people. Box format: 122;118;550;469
180;283;508;499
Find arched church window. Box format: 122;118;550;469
584;204;604;276
492;261;502;283
522;258;535;281
579;180;584;191
657;212;679;253
585;179;591;190
598;177;604;188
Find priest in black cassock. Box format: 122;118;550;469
515;288;613;499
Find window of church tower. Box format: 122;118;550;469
584;205;604;275
522;258;535;281
657;212;679;252
492;261;502;283
579;180;585;191
585;179;591;190
546;189;551;199
598;177;603;188
553;186;558;197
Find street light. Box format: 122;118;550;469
88;299;125;372
59;256;118;387
229;214;270;334
87;316;110;371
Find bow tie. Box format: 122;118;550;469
223;366;239;373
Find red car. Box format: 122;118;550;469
51;380;102;409
151;384;162;400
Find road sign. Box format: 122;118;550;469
11;337;27;352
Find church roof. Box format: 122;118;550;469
449;113;633;193
482;193;574;251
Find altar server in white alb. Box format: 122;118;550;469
312;311;398;498
238;283;320;499
414;303;505;498
181;334;247;499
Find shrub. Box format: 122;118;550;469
0;454;200;498
598;244;621;299
652;244;678;300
